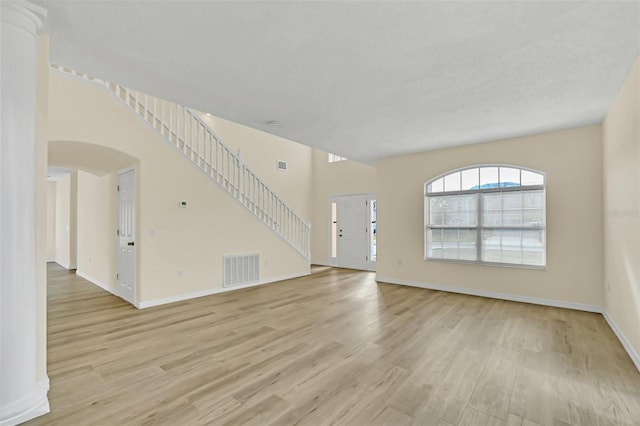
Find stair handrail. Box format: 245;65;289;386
50;64;311;259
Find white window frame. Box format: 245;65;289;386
424;165;546;269
328;153;348;163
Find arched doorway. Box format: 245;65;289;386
48;140;138;304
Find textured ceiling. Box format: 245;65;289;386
40;1;640;164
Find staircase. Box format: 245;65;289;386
51;65;310;260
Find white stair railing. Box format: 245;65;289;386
51;65;310;259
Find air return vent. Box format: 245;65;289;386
223;253;259;288
277;160;288;171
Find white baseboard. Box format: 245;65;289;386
375;276;603;313
136;271;310;309
602;311;640;372
375;276;640;373
0;377;49;426
75;270;118;297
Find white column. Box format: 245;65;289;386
0;2;49;425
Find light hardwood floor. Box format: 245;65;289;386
28;263;640;426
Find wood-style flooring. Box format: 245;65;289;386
28;263;640;425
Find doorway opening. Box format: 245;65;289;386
48;140;138;306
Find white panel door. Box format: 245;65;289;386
332;194;370;270
117;169;136;304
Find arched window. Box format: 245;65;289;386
425;165;545;267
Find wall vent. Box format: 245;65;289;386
277;160;288;171
223;253;259;288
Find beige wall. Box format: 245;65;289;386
49;72;310;304
603;57;640;359
310;150;377;264
46;181;56;261
53;172;77;269
76;171;118;291
192;121;377;267
54;173;70;267
200;113;313;221
377;126;604;307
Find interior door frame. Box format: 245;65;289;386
327;192;376;271
116;166;137;305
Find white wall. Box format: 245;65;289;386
46;181;56;261
76;171;118;291
310;150;377;265
376;125;604;308
603;56;640;363
49;72;311;304
35;33;49;382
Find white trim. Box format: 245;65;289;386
0;377;49;426
602;311;640;373
425;165;547;269
0;1;47;39
75;270;119;298
327;197;337;267
116;167;137;306
425;257;547;271
424;164;546;192
375;276;603;313
327;193;376;271
376;276;640;373
135;271;310;309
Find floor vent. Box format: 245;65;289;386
223;253;259;288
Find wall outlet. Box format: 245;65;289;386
177;269;184;279
608;281;612;293
397;259;403;268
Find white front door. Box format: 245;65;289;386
117;169;136;304
329;194;375;271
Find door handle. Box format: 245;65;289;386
127;241;135;246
